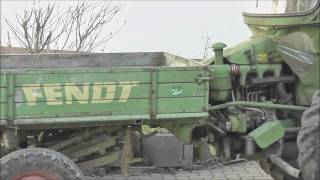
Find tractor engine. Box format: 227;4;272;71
205;43;299;162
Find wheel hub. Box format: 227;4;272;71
13;170;59;180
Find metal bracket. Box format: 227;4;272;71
196;76;213;84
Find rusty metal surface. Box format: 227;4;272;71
0;52;163;70
0;52;202;70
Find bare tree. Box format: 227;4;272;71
200;33;212;60
6;1;124;53
7;31;12;47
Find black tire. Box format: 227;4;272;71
0;148;83;180
297;91;320;180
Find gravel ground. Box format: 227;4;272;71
83;161;273;180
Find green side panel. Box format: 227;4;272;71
0;74;7;87
1;66;210;125
158;83;205;98
158;97;205;113
249;120;285;149
14;84;150;103
14;71;150;86
14;99;149;118
14;83;205;103
0;88;7;102
0;103;7;119
158;70;205;83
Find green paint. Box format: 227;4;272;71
208;63;282;101
158;70;206;83
229;113;247;134
243;6;320;27
242;3;319;105
249;120;285;149
158;97;205;114
150;70;158;118
1;2;319;163
212;42;227;65
0;74;7;87
0;103;7;119
238;64;282;86
0;88;7;102
0;66;209;127
165;124;196;144
14;71;150;86
170;88;183;96
213;3;320;105
207;101;307;111
209;65;232;102
212;42;227;50
223;37;278;65
7;73;15;121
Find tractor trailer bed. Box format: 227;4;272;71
0;52;209;129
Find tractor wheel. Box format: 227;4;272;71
0;148;83;180
297;91;320;180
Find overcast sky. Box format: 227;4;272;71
1;1;268;59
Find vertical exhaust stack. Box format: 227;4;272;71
211;42;227;65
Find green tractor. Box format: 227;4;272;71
0;0;319;180
202;0;320;179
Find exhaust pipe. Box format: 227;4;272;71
269;155;301;179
